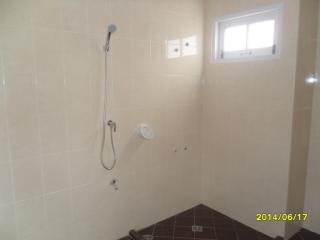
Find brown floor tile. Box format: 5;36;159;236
288;235;302;240
216;229;237;240
119;204;295;240
154;225;174;237
177;209;194;218
299;229;320;240
233;221;254;231
195;208;213;217
175;216;194;226
258;233;274;240
214;215;234;230
195;217;214;227
138;225;155;236
158;217;175;226
154;237;173;240
174;226;194;238
195;204;213;210
237;230;259;240
195;227;216;239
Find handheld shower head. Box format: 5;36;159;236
104;24;117;52
108;24;117;33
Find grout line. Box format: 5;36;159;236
0;42;19;240
11;181;94;205
193;207;196;240
173;212;177;240
150;224;156;238
231;218;240;240
60;18;77;224
212;213;218;240
174;238;194;239
30;19;48;233
298;232;305;240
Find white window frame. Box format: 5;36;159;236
214;4;283;62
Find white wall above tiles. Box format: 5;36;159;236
0;0;204;239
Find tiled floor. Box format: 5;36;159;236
119;205;320;240
119;204;273;240
290;229;320;240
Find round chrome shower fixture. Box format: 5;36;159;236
104;24;117;52
108;24;117;33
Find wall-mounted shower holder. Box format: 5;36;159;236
137;124;154;140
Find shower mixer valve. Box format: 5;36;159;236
107;120;116;132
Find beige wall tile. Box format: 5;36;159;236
131;0;152;41
62;0;88;33
71;184;104;221
88;0;109;35
16;197;46;239
66;112;95;151
13;158;43;201
0;162;14;205
1;27;35;78
0;84;10;163
304;1;320;235
0;0;204;239
32;0;62;29
286;0;319;237
63;32;92;114
201;0;302;238
7;110;39;160
0;204;17;240
110;37;133;78
68;150;97;187
39;113;66;155
45;190;73;225
34;29;63;76
37;72;65;115
111;74;134;109
131;40;152;76
0;0;33;28
108;0;133;38
43;153;69;193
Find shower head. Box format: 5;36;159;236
104;24;117;52
108;24;117;33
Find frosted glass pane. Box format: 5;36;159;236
167;39;180;59
182;36;197;56
248;20;275;49
224;25;247;52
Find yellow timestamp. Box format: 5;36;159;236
256;213;308;221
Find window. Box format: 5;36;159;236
214;5;282;60
167;36;198;59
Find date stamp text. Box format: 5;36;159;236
256;213;308;221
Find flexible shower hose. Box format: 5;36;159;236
100;50;117;170
100;121;117;170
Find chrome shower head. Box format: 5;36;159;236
104;24;117;52
108;24;117;33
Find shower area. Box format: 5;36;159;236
0;0;319;240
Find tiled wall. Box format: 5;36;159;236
201;0;301;238
304;2;320;235
285;0;319;238
0;0;203;239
